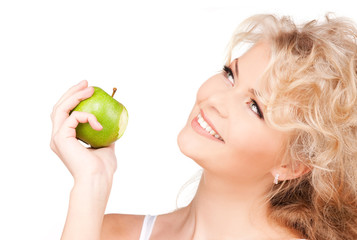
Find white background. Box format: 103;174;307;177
1;0;356;239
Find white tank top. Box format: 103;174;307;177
139;215;157;240
137;215;308;240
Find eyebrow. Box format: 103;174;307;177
248;88;259;97
234;58;239;79
235;58;262;99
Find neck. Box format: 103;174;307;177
184;170;295;240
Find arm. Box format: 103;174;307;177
61;176;112;240
50;80;117;240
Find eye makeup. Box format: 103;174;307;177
223;65;234;86
222;59;265;120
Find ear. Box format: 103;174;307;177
270;161;311;182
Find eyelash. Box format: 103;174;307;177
222;65;264;119
248;98;264;119
223;65;234;85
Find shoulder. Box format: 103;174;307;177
100;213;145;240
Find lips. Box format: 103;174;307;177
190;110;224;142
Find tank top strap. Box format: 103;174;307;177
139;215;157;240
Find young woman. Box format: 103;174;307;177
50;14;357;240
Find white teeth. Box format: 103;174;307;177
200;121;208;128
197;113;223;141
197;117;203;124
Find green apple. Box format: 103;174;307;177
71;86;128;148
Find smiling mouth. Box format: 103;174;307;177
195;112;224;142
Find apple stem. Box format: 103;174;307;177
112;88;117;97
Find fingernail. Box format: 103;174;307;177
78;80;87;85
87;86;94;93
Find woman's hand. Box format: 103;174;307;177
51;80;118;240
50;80;117;184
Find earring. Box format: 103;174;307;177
274;173;279;184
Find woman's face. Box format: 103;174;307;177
177;41;288;184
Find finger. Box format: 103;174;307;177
58;86;94;114
54;80;88;111
88;143;115;153
108;143;116;150
51;80;88;124
52;87;94;134
61;111;102;138
92;143;116;150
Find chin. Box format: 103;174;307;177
177;124;208;168
177;105;197;153
177;126;192;156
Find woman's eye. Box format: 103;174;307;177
249;98;264;119
223;65;234;86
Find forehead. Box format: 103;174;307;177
237;41;271;91
239;41;271;76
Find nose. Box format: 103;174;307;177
202;91;229;119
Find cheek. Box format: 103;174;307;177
225;124;286;176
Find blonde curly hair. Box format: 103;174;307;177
225;14;357;240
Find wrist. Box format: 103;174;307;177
63;174;112;240
72;173;113;198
